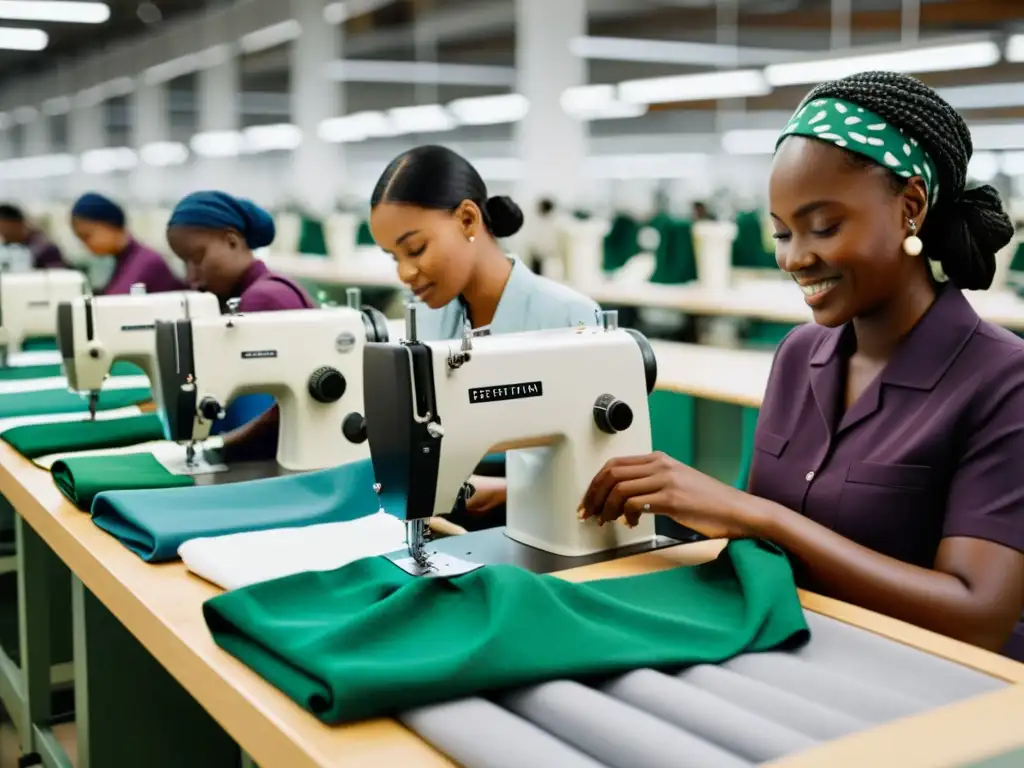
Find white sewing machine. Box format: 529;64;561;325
153;289;390;471
364;304;659;572
57;288;222;419
0;270;89;365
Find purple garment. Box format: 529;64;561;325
749;284;1024;662
25;230;66;269
102;238;186;295
233;260;315;313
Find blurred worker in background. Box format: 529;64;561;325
0;203;67;269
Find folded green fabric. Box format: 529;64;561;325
53;452;194;510
91;458;378;562
203;539;809;724
2;414;164;460
21;337;58;351
0;386;150;419
0;360;143;382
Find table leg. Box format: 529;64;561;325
71;576;240;768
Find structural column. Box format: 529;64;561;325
289;0;344;217
194;46;242;194
130;80;170;204
514;0;587;211
69;98;106;196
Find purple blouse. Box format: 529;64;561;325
26;230;66;269
233;260;315;313
103;238;186;295
749;285;1024;662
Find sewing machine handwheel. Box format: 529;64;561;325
624;328;658;394
309;366;346;403
342;412;368;443
198;396;223;421
593;393;634;434
361;306;390;343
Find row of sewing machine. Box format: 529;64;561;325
3;267;671;575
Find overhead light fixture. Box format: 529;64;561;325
721;129;781;155
570;36;799;67
560;84;647;121
239;20;301;54
190;130;245;158
317;111;399;143
388;104;457;134
939;82;1024;110
324;59;516;87
140;141;190;167
1005;34;1024;62
448;94;529;126
242;123;303;153
618;70;770;106
0;154;77;181
0;26;47;51
42;96;72;116
764;40;1000;87
0;1;109;23
81;147;138;175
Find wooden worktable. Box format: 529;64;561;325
1;433;1022;767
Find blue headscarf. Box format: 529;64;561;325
167;191;276;249
71;193;126;228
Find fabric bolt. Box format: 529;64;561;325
0;386;150;419
2;414;165;460
201;539;809;724
179;512;408;591
103;238;186;295
749;284;1024;661
53;452;194;510
779;97;939;205
168;191;276;249
91;457;379;562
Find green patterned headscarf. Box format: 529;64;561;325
777;97;940;206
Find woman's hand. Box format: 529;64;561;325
465;475;507;515
579;452;758;540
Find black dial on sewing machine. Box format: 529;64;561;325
308;366;346;403
342;412;368;443
593;393;634;434
198;396;222;421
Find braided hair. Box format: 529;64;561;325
798;71;1013;291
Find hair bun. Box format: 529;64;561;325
926;184;1013;291
485;195;524;238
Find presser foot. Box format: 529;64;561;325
388;551;483;578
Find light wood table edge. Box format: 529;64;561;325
2;446;1022;767
654;380;763;409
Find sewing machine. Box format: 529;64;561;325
56;289;222;419
0;269;89;366
153;288;390;471
364;304;660;573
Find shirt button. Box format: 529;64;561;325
805;471;815;482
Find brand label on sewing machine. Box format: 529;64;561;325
468;380;543;404
240;350;278;359
27;301;49;307
120;323;155;332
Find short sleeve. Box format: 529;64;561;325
943;354;1024;553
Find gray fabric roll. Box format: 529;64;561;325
501;680;754;768
399;697;608;768
723;652;931;722
678;664;870;741
602;669;819;763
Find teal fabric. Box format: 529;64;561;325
731;211;776;270
91;458;380;562
0;359;142;382
21;338;59;352
298;216;328;256
648;215;698;285
0;387;150;419
356;220;375;246
603;214;640;272
1010;242;1024;274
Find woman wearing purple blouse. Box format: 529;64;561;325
71;193;185;295
166;190;315;462
0;203;67;268
580;72;1024;662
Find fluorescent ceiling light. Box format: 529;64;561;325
318;111;399;143
325;59;516;87
242;123;303;153
764;40;1000;87
190;130;245;158
140;141;189;167
1005;34;1024;63
143;45;231;85
561;84;647;121
81;147;138;175
939;83;1024;110
571;36;800;67
240;20;301;54
0;1;109;23
448;94;529;125
619;70;770;106
388;105;457;134
721;129;781;155
42;96;72;116
0;26;46;50
0;154;76;181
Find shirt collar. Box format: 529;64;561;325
232;259;270;298
487;255;531;335
809;284;980;390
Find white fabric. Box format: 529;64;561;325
0;405;142;433
7;351;62;367
0;373;149;395
178;512;408;591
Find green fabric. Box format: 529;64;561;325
298;216;328;256
649;390;696;467
203;539;809;724
731;210;776;270
780;97;939;205
734;407;759;491
1010;241;1024;273
2;414;165;460
648;214;698;285
602;214;640;272
743;321;799;350
92;458;378;562
52;452;193;511
355;220;375;246
0;387;150;419
0;360;143;382
21;337;58;351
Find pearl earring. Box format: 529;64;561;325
903;219;923;257
468;235;476;243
